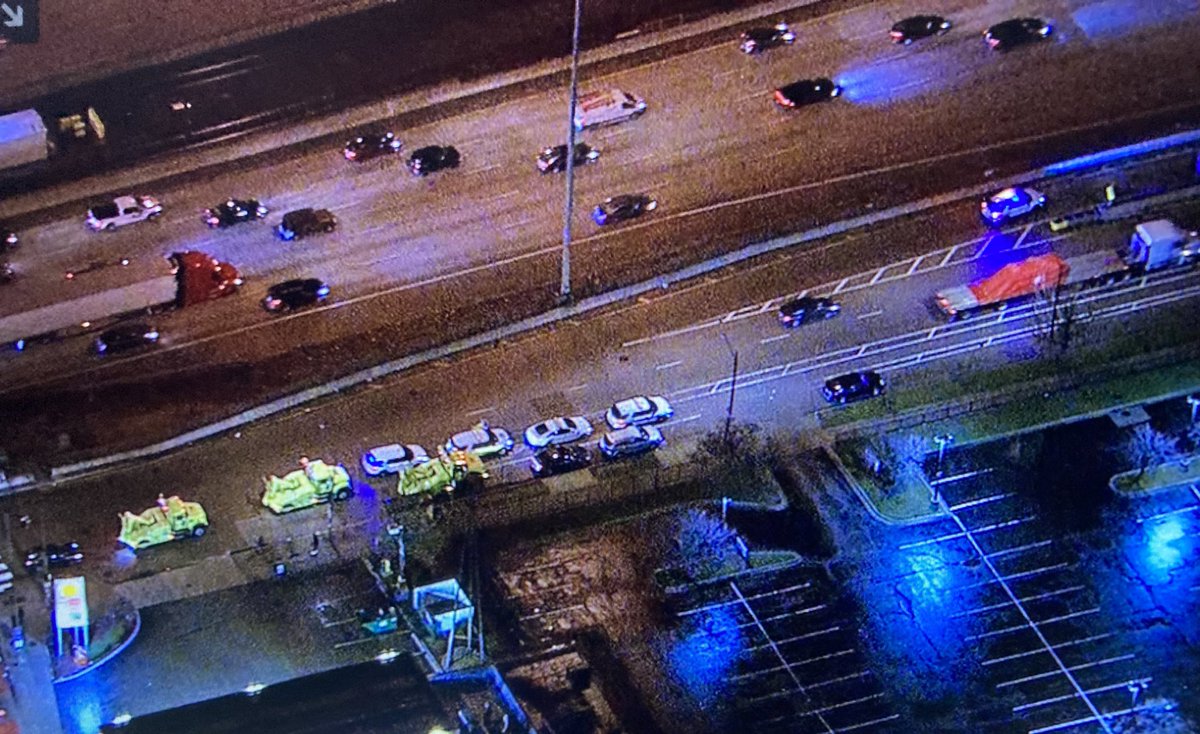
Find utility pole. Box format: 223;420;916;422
559;0;584;303
720;333;739;447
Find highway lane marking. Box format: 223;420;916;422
856;310;882;320
465;406;496;416
471;164;502;174
655;360;682;370
566;383;588;392
676;413;702;424
759;333;790;344
1013;223;1037;249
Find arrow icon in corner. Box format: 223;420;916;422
1;4;23;28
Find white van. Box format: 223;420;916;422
574;89;646;130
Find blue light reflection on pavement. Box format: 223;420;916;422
666;603;743;708
1136;515;1190;584
1072;0;1200;41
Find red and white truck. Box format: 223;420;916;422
935;219;1199;319
0;251;242;350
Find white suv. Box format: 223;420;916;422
87;195;163;231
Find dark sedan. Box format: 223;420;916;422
24;542;84;572
93;322;159;355
343;131;403;162
774;78;842;108
276;208;337;241
537;143;600;173
409;145;461;176
823;370;886;404
203;198;268;228
985;18;1052;51
890;15;951;43
778;296;841;327
1;225;17;251
739;22;795;54
592;193;657;225
531;446;593;477
262;278;330;312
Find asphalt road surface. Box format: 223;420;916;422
2;0;815;192
3;0;1200;463
4;176;1199;731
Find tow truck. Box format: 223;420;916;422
261;457;352;514
118;495;209;550
397;449;487;499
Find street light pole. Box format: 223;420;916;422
1187;394;1200;423
934;433;955;480
720;333;739;446
559;0;583;303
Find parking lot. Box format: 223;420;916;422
870;429;1200;733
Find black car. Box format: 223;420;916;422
774;78;842;108
24;542;84;572
739;22;796;54
823;370;886;404
408;145;461;176
93;322;159;355
262;278;330;312
592;193;657;225
276;208;337;241
204;198;268;228
343;131;403;162
1;225;17;251
890;15;952;43
985;18;1052;51
537;143;600;173
531;446;593;477
778;296;841;327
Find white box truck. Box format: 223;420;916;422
0;109;49;171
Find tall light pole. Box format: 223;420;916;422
934;433;955;479
1187;394;1200;423
559;0;584;303
720;333;739;447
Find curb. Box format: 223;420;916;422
1109;454;1200;498
820;444;942;527
52;606;141;684
32;127;1200;487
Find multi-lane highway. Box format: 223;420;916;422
4;0;1200;462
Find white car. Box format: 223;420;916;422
360;443;429;476
86;195;164;231
523;416;593;449
0;561;13;594
445;421;515;459
605;395;674;430
980;186;1045;226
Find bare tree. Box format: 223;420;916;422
1120;424;1180;479
885;433;932;481
669;508;747;583
1032;282;1086;353
690;420;776;497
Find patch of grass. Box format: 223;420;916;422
1112;454;1200;496
834;438;940;523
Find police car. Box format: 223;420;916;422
981;186;1045;226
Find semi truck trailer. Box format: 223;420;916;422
934;219;1198;319
0;109;49;171
0;251;241;350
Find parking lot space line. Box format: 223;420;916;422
947;489;1011;510
982;633;1114;667
899;516;1035;550
996;653;1136;689
953;584;1085;619
1136;504;1200;524
984;538;1054;560
333;636;380;650
806;669;872;690
962;562;1070;590
1016;677;1151;716
966;607;1100;641
807;691;887;716
839;713;903;731
932;467;999;487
